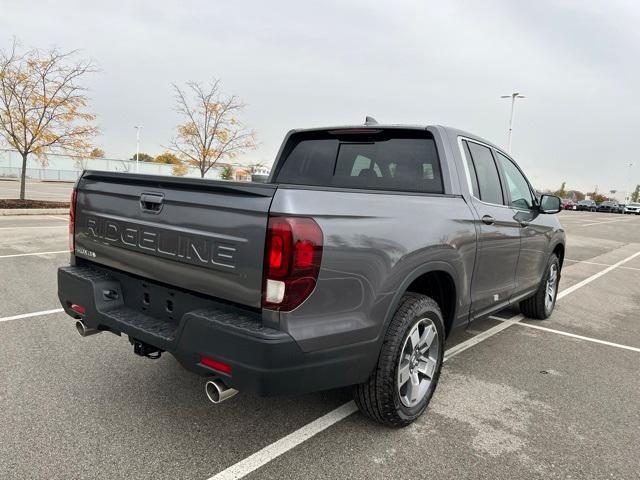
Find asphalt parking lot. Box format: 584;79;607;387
1;210;639;479
0;179;74;201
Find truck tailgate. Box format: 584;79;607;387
73;171;276;308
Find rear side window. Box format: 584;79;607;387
275;131;444;194
462;141;480;198
464;141;504;205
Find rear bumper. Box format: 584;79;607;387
57;264;374;396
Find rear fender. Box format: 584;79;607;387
379;260;463;342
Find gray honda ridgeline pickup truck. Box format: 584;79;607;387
58;123;565;426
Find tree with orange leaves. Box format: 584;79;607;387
168;79;256;178
0;39;98;199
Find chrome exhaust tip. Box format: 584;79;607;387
205;380;238;404
75;320;101;337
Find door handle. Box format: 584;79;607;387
481;215;495;225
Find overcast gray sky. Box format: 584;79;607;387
2;0;639;192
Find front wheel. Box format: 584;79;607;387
520;254;560;319
353;293;445;427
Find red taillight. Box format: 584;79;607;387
267;219;292;278
69;188;77;252
200;355;232;375
70;303;85;315
263;216;323;311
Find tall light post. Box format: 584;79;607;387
501;92;525;153
627;162;634;203
134;126;143;173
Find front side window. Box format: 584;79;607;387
465;141;504;205
495;152;534;210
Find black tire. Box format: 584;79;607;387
520;254;560;320
353;293;445;427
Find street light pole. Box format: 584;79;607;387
134;126;142;173
501;92;525;153
627;162;634;203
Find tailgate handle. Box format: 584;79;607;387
140;193;164;213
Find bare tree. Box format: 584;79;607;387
0;39;98;199
169;79;256;178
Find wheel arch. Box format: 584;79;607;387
382;262;460;339
552;241;565;270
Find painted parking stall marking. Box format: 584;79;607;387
0;308;64;323
564;258;640;272
489;317;640;353
0;224;67;230
0;250;68;259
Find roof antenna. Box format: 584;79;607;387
364;116;379;126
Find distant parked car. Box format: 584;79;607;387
562;199;576;210
616;203;626;213
623;203;640;214
576;200;597;212
596;201;619;213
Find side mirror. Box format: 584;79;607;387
539;194;562;214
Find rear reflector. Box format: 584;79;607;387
200;355;232;375
70;304;86;315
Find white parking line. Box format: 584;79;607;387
488;317;640;353
0;225;66;230
48;215;69;221
209;402;359;480
210;330;484;480
0;250;68;259
443;314;524;361
206;249;640;480
0;308;64;323
564;258;640;272
580;218;636;227
557;250;640;299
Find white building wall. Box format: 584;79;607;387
0;150;222;181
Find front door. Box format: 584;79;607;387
494;151;552;294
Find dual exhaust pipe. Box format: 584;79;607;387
75;321;238;404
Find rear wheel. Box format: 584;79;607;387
353;293;444;427
520;254;560;320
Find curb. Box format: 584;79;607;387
0;208;69;216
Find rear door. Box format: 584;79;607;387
74;172;276;308
460;139;520;317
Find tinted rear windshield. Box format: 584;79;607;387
274;130;444;194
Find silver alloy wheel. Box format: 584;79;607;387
397;318;439;408
545;263;558;312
